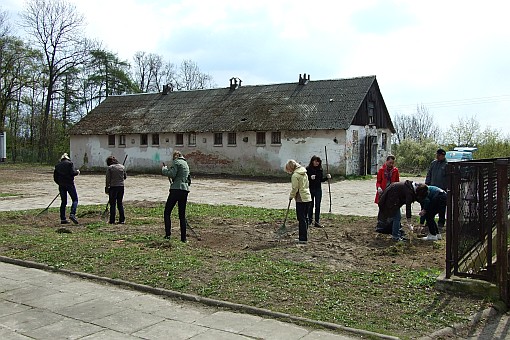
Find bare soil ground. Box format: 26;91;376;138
0;165;439;272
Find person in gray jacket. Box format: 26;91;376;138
162;150;191;242
423;148;448;230
105;156;127;224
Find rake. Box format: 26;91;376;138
276;199;292;235
37;193;60;216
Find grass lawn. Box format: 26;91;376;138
0;202;492;339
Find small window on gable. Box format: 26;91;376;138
188;132;196;146
271;131;281;145
140;134;148;146
382;133;387;151
119;135;126;146
228;132;236;145
152;134;159;145
176;133;184;145
214;133;223;146
108;135;115;146
368;101;375;125
256;132;266;145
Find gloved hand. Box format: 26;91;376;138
105;187;109;194
419;209;426;217
311;175;316;180
326;174;331;179
162;165;168;171
377;187;383;195
406;218;414;231
76;169;80;175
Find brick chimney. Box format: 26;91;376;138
298;73;310;85
229;77;242;90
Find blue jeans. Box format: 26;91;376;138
164;189;189;241
296;202;310;241
307;189;322;224
392;208;402;240
59;184;78;221
108;186;125;224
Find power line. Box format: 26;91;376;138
389;94;510;111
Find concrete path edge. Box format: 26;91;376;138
0;255;399;340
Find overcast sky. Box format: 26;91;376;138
4;0;510;136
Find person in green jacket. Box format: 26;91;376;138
162;150;191;242
285;159;312;243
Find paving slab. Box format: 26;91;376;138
21;317;104;340
131;319;208;339
0;260;373;339
195;310;263;333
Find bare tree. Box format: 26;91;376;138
175;59;214;91
393;104;440;143
20;0;89;161
444;115;481;146
132;51;164;92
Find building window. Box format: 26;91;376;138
214;133;223;145
152;134;159;145
176;133;184;145
228;132;236;145
108;135;115;146
140;134;148;146
382;133;387;150
368;101;375;125
188;132;196;146
271;131;281;144
119;135;126;146
256;132;266;145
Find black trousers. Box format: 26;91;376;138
108;186;125;223
164;189;189;241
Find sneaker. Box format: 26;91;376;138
422;234;438;241
294;238;308;244
69;215;79;224
164;235;171;240
314;222;324;228
392;237;405;242
118;221;125;224
61;220;70;224
436;233;443;240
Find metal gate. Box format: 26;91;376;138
446;158;510;304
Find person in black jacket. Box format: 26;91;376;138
377;180;428;241
306;155;331;228
105;156;127;224
53;153;80;224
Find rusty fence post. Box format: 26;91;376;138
496;159;509;306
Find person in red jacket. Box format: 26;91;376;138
375;155;399;204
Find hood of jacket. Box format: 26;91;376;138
294;166;307;176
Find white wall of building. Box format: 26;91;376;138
70;128;393;176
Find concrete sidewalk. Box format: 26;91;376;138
0;261;375;340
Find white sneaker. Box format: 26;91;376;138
436;233;442;240
422;234;438;241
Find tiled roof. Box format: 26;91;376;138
70;75;377;135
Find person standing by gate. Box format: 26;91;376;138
162;151;191;242
417;185;447;241
105;156;127;224
306;155;331;228
423;148;448;232
53;153;80;224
